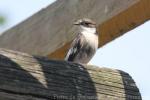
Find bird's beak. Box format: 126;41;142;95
73;21;80;25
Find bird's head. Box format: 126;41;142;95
74;18;96;28
74;18;97;34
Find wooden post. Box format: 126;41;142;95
0;48;141;100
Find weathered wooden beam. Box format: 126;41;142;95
0;0;149;60
48;0;150;59
0;48;141;100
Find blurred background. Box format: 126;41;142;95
0;0;150;100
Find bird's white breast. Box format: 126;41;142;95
80;26;98;49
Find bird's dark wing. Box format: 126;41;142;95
65;33;84;61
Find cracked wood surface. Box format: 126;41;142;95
0;48;141;100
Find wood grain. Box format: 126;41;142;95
0;48;141;100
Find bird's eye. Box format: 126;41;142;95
82;22;89;26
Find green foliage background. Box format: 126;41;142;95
0;16;5;25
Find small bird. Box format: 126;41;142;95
65;18;99;64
